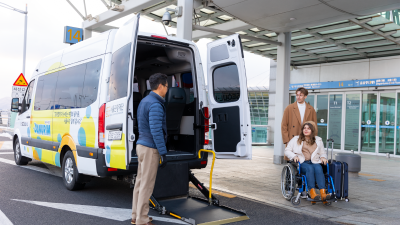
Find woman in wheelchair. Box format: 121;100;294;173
284;121;331;204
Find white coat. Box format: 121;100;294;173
284;136;327;164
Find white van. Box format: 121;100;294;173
12;14;252;190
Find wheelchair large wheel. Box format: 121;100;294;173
281;163;296;201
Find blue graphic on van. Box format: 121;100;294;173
86;106;91;118
106;145;111;164
33;123;51;136
78;127;86;146
27;127;30;137
54;152;61;167
57;134;62;143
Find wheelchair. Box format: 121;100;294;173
281;160;336;206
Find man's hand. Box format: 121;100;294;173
159;154;168;168
321;157;328;165
293;156;299;163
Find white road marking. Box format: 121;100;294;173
0;158;58;177
0;152;13;154
0;142;13;150
12;200;186;224
0;209;13;225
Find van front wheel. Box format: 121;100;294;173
14;139;29;165
62;151;85;191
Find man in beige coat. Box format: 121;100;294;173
281;87;318;145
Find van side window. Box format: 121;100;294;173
34;73;58;110
54;64;86;109
21;80;35;112
108;43;131;102
212;64;241;103
82;59;101;107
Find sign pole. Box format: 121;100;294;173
22;4;28;76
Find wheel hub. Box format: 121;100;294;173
64;158;74;184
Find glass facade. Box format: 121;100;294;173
380;9;400;25
289;91;400;157
249;92;269;143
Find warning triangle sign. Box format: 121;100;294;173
13;73;28;86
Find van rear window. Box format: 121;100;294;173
108;43;131;102
212;64;241;103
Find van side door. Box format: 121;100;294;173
104;14;140;169
206;34;252;159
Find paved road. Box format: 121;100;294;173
0;141;337;225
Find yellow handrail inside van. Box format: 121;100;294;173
198;149;215;204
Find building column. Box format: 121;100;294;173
273;32;291;165
176;0;193;41
83;27;92;40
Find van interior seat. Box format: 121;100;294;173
165;87;186;135
143;90;151;98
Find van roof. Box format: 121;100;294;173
30;29;194;81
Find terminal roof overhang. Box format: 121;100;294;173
83;0;400;66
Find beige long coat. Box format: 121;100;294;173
281;102;318;144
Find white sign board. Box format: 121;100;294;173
12;86;26;101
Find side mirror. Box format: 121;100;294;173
21;98;27;114
11;98;19;113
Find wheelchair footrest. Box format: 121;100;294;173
305;197;337;202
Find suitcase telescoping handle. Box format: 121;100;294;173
327;138;334;161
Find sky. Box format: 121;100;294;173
0;0;269;99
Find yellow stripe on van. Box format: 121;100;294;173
110;133;126;169
41;149;55;165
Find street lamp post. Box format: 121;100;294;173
0;2;28;76
22;4;27;76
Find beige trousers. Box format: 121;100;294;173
132;144;160;224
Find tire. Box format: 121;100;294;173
281;164;296;200
291;196;301;206
14;138;29;165
62;151;85;191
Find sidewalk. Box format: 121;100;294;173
192;146;400;225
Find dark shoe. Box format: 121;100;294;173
309;188;321;200
311;201;316;205
320;189;331;200
131;217;153;224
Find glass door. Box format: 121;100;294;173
361;93;377;153
316;95;328;143
328;94;343;149
344;93;361;151
378;92;396;154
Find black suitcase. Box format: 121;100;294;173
327;139;349;201
340;161;349;201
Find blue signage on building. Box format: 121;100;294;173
63;26;83;44
290;77;400;90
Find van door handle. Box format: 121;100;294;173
26;116;30;118
106;123;123;131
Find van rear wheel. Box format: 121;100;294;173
62;151;85;191
14;139;29;165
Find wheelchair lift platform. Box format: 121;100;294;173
149;171;249;225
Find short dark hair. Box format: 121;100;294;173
296;87;308;96
149;73;168;91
